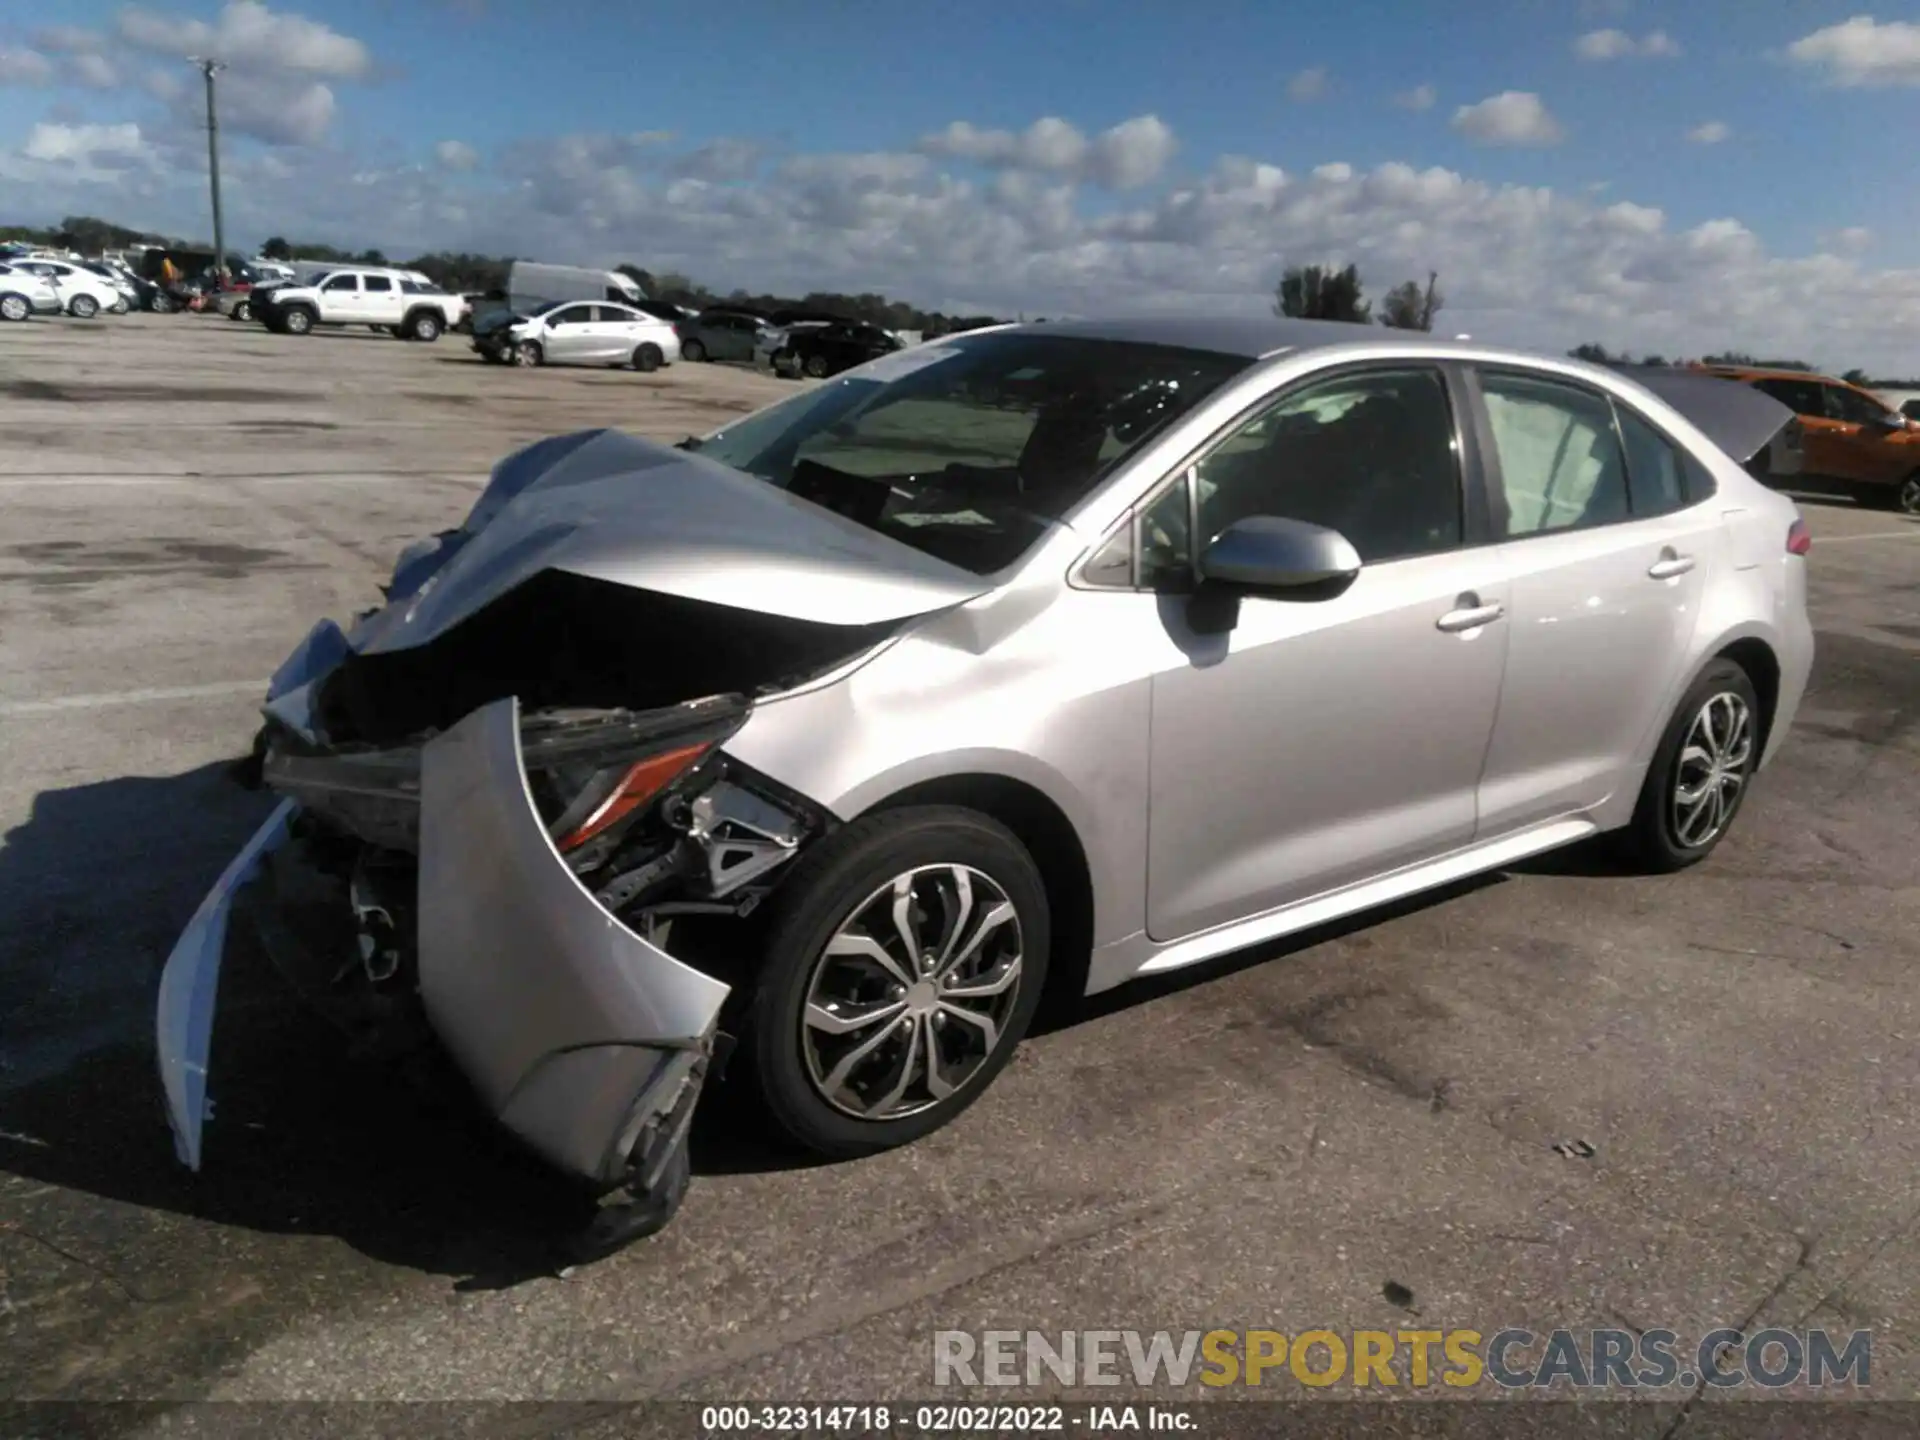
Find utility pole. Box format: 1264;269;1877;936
188;57;227;281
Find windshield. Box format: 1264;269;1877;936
690;331;1251;575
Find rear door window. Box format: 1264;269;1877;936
1478;371;1631;536
1612;406;1690;517
363;275;393;293
1752;377;1824;416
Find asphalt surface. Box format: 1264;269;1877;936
2;314;1917;1425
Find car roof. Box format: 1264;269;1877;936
988;314;1512;360
1693;363;1841;386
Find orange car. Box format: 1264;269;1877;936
1694;364;1920;513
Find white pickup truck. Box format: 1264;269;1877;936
255;267;467;341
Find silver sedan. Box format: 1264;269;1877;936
158;318;1814;1255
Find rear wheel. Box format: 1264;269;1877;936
1898;473;1920;515
632;343;663;372
0;293;30;322
1616;658;1761;872
150;292;174;314
744;807;1049;1158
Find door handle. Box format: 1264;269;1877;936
1647;553;1696;580
1436;601;1505;633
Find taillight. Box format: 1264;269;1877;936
1787;517;1811;556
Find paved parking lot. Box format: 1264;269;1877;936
2;314;1918;1418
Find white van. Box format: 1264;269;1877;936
507;261;646;315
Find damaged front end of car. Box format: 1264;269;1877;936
157;426;992;1253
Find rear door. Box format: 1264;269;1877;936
1468;368;1717;834
360;273;403;326
1749;376;1840;482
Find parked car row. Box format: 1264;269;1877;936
0;252;138;319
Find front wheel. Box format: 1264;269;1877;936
681;338;706;363
282;307;314;335
69;294;99;319
513;340;543;367
409;311;443;342
1616;659;1761;872
745;807;1049;1158
803;353;830;378
1897;473;1920;516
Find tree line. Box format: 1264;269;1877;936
1273;262;1444;331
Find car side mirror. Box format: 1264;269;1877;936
1196;516;1362;597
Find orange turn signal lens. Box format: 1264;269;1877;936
556;743;711;852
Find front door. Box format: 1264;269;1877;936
319;272;363;322
1467;368;1716;832
543;304;594;364
1144;364;1510;942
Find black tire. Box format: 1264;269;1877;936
231;300;252;322
1896;472;1920;516
1616;658;1762;873
803;352;830;378
0;293;30;323
408;310;443;342
282;306;315;335
150;292;174;314
69;294;99;319
513;340;543;367
632;343;662;373
744;806;1049;1158
681;338;707;362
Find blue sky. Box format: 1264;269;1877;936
6;2;1920;366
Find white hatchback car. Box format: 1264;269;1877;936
12;258;125;317
0;261;63;320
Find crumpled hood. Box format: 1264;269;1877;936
353;428;991;657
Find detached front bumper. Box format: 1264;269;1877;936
155;695;732;1201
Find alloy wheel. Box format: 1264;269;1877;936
0;295;27;322
801;864;1025;1121
1899;475;1920;516
1671;691;1753;848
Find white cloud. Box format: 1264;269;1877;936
1451;92;1565;146
69;53;121;88
918;113;1176;189
1826;226;1874;253
117;0;370;79
0;48;55;85
1787;16;1920;87
433;139;478;171
22;120;149;165
672;137;764;182
17;106;1920;372
1686;120;1731;144
1576;28;1681;60
1288;67;1329;102
1394;83;1437;111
